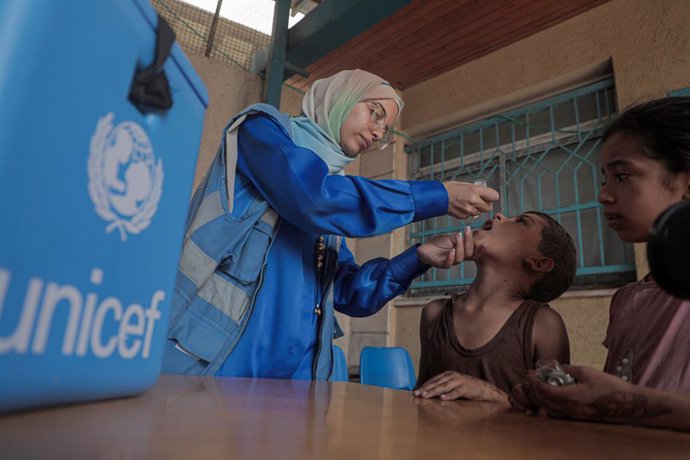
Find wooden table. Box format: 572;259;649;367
2;375;689;459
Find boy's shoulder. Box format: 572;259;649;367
531;303;565;330
522;300;566;337
421;296;451;323
530;302;570;364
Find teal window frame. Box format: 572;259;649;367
669;87;690;96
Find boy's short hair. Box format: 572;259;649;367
526;212;577;302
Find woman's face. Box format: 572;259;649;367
598;132;689;242
339;99;399;157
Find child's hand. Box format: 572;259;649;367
413;371;508;405
416;227;487;268
508;380;541;415
512;366;644;422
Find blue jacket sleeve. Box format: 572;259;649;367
236;114;448;237
333;240;429;317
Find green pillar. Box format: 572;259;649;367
263;0;291;108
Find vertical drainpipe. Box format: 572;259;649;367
263;0;291;108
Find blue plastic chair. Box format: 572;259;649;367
359;346;416;390
331;345;349;382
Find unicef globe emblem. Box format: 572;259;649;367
88;113;164;241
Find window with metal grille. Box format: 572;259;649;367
406;79;636;295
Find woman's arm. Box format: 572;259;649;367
236;115;448;236
333;233;478;317
333;243;428;317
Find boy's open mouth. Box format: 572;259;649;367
481;219;493;231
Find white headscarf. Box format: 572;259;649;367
290;69;404;175
301;69;404;144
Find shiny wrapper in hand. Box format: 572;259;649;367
536;359;576;386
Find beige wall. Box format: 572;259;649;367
186;54;262;188
352;0;690;372
402;0;690;131
186;53;305;190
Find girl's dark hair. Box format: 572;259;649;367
602;96;690;174
526;212;577;303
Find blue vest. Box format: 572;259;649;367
162;105;340;378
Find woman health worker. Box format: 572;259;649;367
163;69;498;380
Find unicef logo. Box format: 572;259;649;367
88;113;164;241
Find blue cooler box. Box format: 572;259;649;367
0;0;208;411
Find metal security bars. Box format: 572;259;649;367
407;79;635;293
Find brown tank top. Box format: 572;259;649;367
424;296;548;394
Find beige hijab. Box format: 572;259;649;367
300;69;404;145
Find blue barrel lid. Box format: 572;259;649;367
132;0;209;108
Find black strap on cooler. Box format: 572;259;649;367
129;15;175;113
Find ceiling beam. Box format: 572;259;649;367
286;0;411;68
252;0;412;80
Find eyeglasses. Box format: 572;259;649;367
365;101;391;150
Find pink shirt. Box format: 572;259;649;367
603;276;690;393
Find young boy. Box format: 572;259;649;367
413;211;576;405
